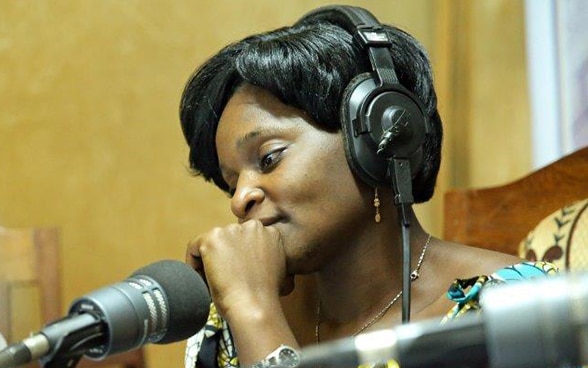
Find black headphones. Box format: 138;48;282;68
297;5;430;205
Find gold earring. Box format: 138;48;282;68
374;188;381;223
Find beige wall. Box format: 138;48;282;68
428;0;531;240
435;0;531;190
0;1;528;367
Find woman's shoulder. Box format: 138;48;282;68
440;241;522;276
439;241;559;281
408;241;527;321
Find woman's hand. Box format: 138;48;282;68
186;219;294;319
186;220;300;364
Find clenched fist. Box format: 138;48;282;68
186;219;295;319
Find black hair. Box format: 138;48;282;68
179;14;442;203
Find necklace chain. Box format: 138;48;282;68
315;234;432;344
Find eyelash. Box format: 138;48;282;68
259;147;286;172
225;147;287;198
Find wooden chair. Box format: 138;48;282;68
443;146;588;257
0;227;146;368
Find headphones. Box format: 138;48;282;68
297;5;430;204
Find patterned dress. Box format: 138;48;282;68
184;261;558;368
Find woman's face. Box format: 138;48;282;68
215;84;373;274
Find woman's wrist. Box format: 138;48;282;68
222;294;299;365
220;290;282;325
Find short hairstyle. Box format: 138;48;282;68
179;17;442;203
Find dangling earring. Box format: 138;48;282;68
373;188;381;223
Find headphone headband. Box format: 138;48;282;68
298;6;399;86
297;5;381;31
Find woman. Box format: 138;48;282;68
179;5;555;368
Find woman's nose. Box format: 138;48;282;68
230;176;265;221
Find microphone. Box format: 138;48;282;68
298;272;588;368
0;259;210;368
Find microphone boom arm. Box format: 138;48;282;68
40;312;105;368
0;312;105;368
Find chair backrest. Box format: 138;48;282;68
0;227;146;368
0;227;61;344
443;146;588;256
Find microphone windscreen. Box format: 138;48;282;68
131;259;210;344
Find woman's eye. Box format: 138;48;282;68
259;147;286;171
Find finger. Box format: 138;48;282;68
185;237;208;285
185;239;202;269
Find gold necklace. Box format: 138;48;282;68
315;234;432;343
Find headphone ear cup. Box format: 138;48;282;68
340;72;389;187
340;73;429;188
